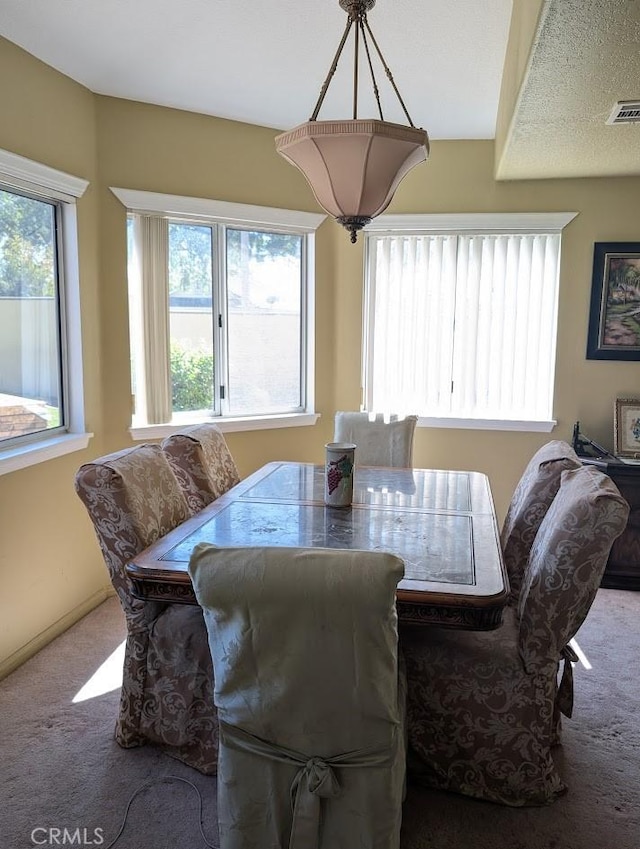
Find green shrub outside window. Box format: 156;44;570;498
170;342;214;412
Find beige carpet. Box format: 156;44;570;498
2;588;639;849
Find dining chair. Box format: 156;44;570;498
74;443;218;774
189;544;407;849
333;411;418;468
501;439;581;603
161;423;240;513
401;465;629;807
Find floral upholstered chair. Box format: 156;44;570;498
189;545;407;849
401;465;628;807
161;423;240;514
501;440;581;604
74;443;218;774
333;411;418;468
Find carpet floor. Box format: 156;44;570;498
2;588;639;849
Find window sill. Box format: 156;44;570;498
417;417;556;433
0;431;94;477
130;412;321;441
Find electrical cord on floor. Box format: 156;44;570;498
102;775;219;849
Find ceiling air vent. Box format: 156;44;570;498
606;100;640;125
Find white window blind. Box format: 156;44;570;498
364;214;576;429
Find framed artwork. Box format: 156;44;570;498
586;242;640;360
614;397;640;457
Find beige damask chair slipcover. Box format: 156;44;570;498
74;444;218;774
333;411;418;468
189;544;407;849
161;423;240;514
402;465;628;807
501;440;581;603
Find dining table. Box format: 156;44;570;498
127;461;509;630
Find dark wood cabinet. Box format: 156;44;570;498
583;458;640;590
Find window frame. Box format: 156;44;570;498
0;149;91;476
362;212;578;433
111;188;325;439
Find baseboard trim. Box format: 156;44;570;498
0;587;115;681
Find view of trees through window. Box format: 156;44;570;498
0;187;61;441
168;223;214;411
0;189;55;297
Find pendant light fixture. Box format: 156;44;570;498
275;0;429;243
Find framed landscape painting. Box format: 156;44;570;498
586;242;640;360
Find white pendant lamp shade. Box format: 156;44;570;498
275;119;429;243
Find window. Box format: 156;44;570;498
363;213;577;432
0;149;90;475
112;189;324;437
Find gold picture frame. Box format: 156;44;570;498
614;397;640;457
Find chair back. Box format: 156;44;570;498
75;443;190;621
333;411;418;468
401;467;628;807
501;440;581;600
518;465;629;673
189;544;406;849
162;423;240;513
75;444;218;772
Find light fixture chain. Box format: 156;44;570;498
359;16;384;121
276;0;429;244
310;17;354;121
362;17;416;127
353;12;360;118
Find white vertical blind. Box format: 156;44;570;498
369;234;458;415
129;215;172;424
365;230;562;423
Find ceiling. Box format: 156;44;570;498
0;0;512;138
497;0;640;180
0;0;639;180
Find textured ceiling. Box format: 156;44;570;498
1;0;639;180
497;0;640;179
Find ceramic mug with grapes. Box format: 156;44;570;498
325;442;356;507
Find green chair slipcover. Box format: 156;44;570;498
189;545;406;849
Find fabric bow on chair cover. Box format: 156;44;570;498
220;721;395;849
189;544;406;849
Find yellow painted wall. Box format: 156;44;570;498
0;39;108;675
2;35;640;673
